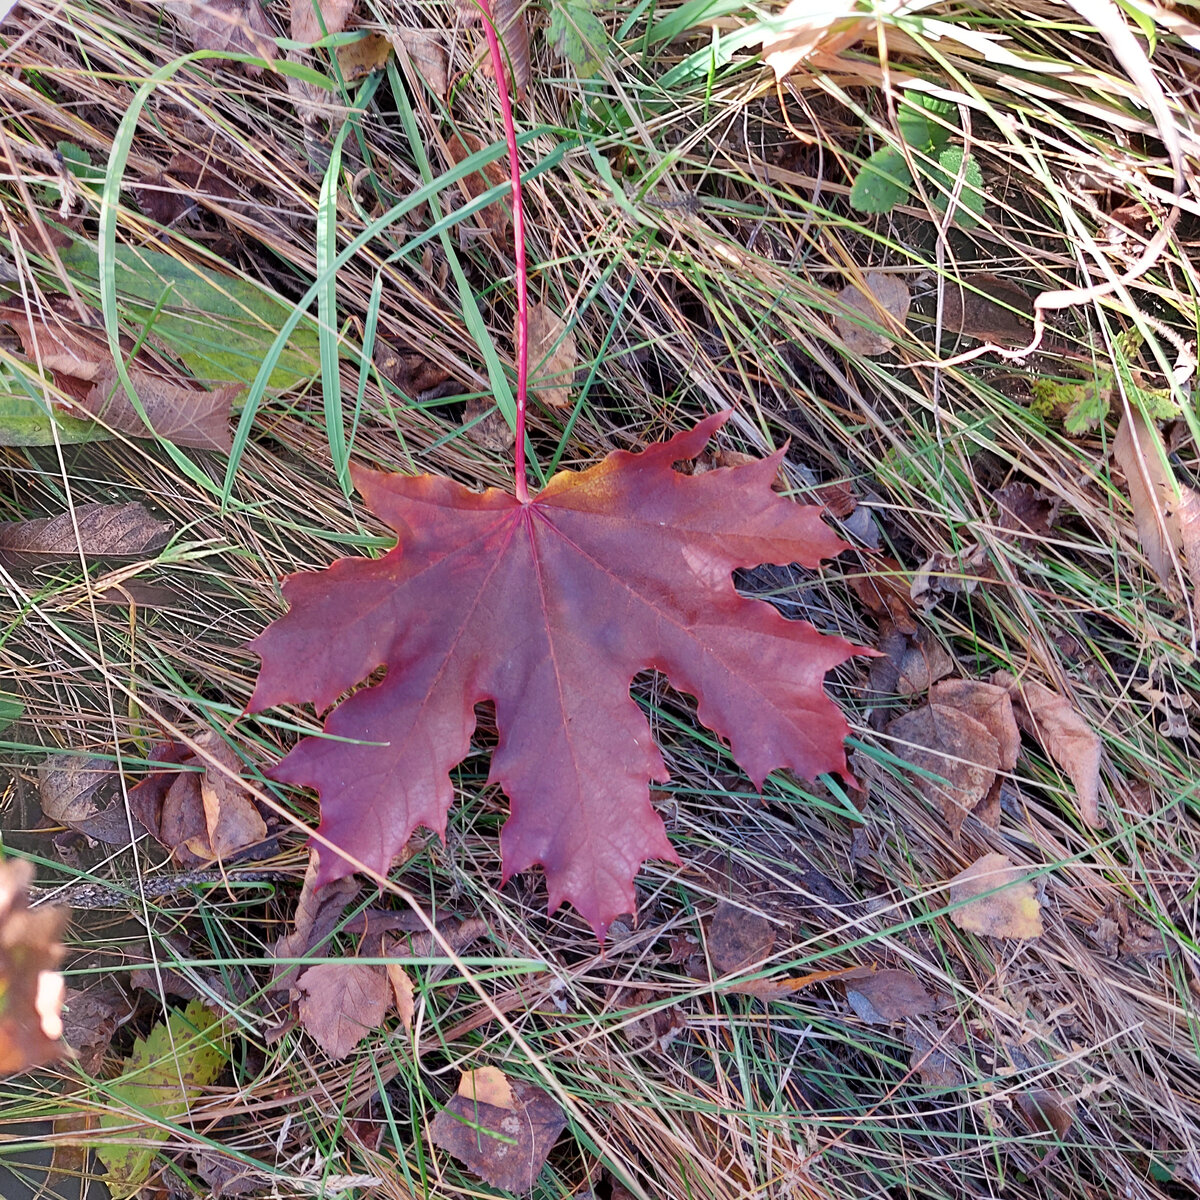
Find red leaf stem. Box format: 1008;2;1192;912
478;0;530;503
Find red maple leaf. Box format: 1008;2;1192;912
248;413;862;937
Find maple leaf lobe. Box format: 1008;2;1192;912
248;414;862;938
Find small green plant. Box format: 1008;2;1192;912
1030;329;1180;434
850;90;985;227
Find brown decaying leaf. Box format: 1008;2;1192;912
845;969;938;1024
393;28;449;98
707;899;775;975
886;704;1000;838
270;856;361;994
126;734;266;864
445;131;511;246
38;756;129;845
335;31;392;79
456;0;531;98
386;962;415;1033
135;150;238;227
431;1077;566;1193
458;1065;515;1110
0;298;238;451
463;395;515;451
905;1026;962;1090
760;0;872;80
938;273;1032;348
872;623;954;697
834;272;911;357
527;303;576;409
291;0;355;44
947;853;1044;939
0;861;67;1075
61;983;130;1076
929;680;1019;772
994;482;1060;540
1112;407;1200;600
1015;1088;1075;1145
850;555;917;633
993;670;1101;828
0;503;170;569
165;0;277;71
297;961;389;1059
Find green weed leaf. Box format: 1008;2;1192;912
547;0;610;78
898;90;955;151
0;385;104;446
98;1001;228;1198
929;147;985;227
850;147;913;214
54;238;321;389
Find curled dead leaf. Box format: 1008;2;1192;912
1112;408;1200;602
937;273;1032;348
947;853;1043;939
759;0;873;80
38;756;129;845
993;670;1101;828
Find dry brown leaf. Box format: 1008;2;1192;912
1112;407;1200;599
993;482;1060;540
760;0;873;80
458;1066;516;1111
0;298;238;451
707;900;775;975
445;131;510;246
938;274;1032;348
0;503;170;569
270;855;362;993
430;1076;566;1193
929;680;1019;773
165;0;277;71
386;962;415;1033
527;303;576;409
195;733;268;860
392;28;449;98
1015;1087;1075;1144
297;962;389;1059
135;150;238;227
849;555;917;633
38;756;129;845
463;395;516;451
0;861;67;1076
291;0;355;44
335;31;393;79
947;853;1043;939
61;983;129;1076
834;272;911;356
845;969;938;1024
993;670;1101;828
871;624;954;697
905;1027;963;1090
886;704;1001;838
